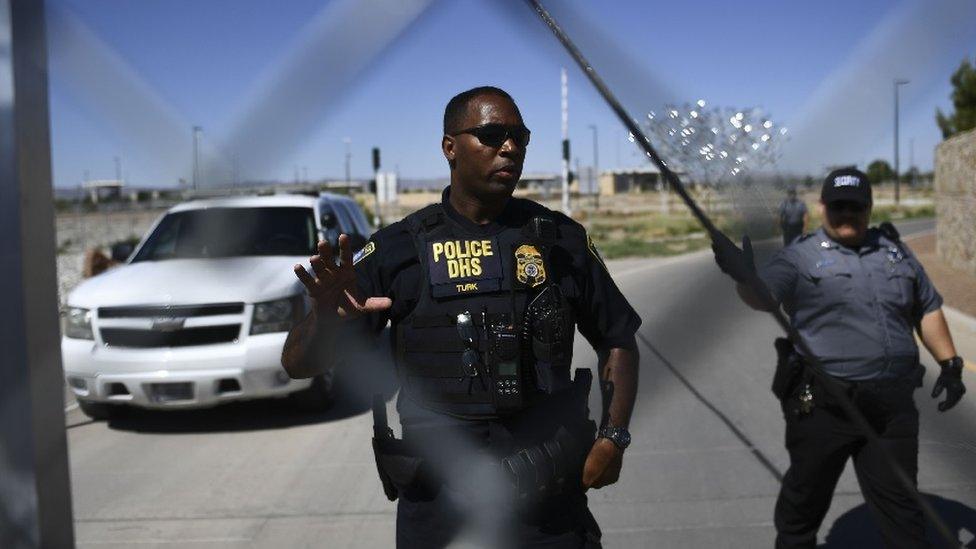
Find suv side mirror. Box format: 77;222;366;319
320;211;338;229
111;242;134;262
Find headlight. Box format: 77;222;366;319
250;297;295;335
64;307;93;339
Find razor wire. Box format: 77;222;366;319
522;0;959;545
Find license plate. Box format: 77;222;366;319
148;382;194;403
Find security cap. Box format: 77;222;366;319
821;168;872;206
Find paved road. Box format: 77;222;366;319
66;218;976;547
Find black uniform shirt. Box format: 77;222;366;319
348;187;641;423
760;226;942;380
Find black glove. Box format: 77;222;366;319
712;232;757;284
932;357;966;412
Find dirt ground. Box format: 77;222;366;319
906;231;976;318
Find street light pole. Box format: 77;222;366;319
893;79;909;206
192;125;202;191
589;124;599;210
343;137;351;184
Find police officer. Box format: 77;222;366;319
712;168;967;548
778;187;808;246
282;86;641;548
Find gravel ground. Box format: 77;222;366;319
54;209;164;308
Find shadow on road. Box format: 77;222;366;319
821;493;976;548
103;354;399;434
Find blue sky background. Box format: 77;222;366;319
47;0;976;188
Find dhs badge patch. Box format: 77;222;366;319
515;244;546;287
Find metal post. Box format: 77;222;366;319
560;68;570;215
589;123;599;210
893;79;908;206
192;125;201;191
0;0;76;546
343;137;351;184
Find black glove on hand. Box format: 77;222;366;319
932;357;966;412
712;232;758;284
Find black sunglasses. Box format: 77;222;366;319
827;200;868;214
451;123;531;149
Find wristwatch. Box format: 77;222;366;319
598;425;631;450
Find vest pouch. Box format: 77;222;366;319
524;285;574;394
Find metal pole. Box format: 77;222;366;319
893;79;908;206
560;68;570;215
0;0;76;545
589;123;599;210
343;137;351;184
192;125;201;191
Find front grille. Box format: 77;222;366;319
99;303;244;319
101;325;241;348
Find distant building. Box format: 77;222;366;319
598;166;664;195
82;179;124;203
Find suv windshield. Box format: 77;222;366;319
132;207;317;261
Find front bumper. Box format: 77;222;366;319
62;332;312;409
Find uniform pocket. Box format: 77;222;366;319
801;262;853;307
882;261;916;312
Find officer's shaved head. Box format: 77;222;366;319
443;86;518;135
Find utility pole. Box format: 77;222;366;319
1;0;76;545
372;146;382;227
909;137;916;188
343;137;352;184
893;79;909;206
589;124;599;210
561;68;570;215
192;125;202;191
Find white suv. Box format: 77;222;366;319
61;193;371;419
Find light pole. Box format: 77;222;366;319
893;79;909;206
192;125;202;191
343;137;352;184
589;124;599;210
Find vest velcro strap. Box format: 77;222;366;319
409;312;511;329
401;357;469;377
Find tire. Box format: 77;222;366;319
290;371;336;413
77;399;120;421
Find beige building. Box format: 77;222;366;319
598;166;664;196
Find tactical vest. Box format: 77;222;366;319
395;203;575;419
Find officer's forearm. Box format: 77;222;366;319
918;308;958;362
281;309;339;379
597;344;639;429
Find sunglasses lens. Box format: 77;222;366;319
512;127;530;148
475;126;508;148
462;349;480;377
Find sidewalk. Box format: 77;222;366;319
905;231;976;370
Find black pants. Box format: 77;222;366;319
396;486;597;549
774;381;927;548
395;412;600;549
782;223;804;246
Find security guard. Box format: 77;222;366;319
777;187;808;246
713;168;967;548
282;86;641;548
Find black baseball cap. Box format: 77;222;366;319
821;168;872;206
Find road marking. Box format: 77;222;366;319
65;402;79;412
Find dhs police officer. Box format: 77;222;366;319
713;168;967;548
282;87;641;548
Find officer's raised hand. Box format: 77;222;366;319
582;438;623;490
293;234;392;319
711;232;758;285
932;357;966;412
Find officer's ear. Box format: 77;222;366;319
818;200;826;219
442;135;457;169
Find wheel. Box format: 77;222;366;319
77;399;120;421
289;371;336;413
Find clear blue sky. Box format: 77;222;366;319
47;0;976;188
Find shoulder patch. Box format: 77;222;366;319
353;241;376;265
